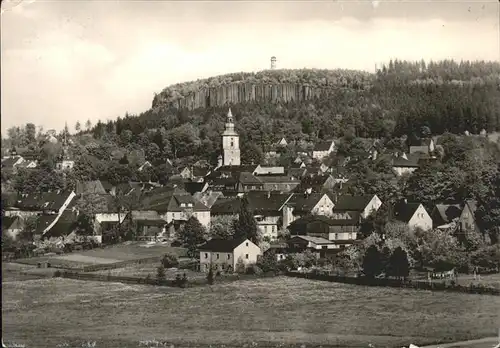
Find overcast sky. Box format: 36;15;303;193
1;0;499;135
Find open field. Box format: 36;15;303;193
13;242;188;269
3;277;499;348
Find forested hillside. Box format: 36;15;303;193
77;60;500;163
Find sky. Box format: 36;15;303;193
1;0;499;135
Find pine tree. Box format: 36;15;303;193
233;197;259;244
362;245;382;278
380;246;392;276
388;247;410;280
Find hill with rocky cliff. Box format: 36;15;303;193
80;59;500;168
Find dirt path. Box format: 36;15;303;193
421;337;499;348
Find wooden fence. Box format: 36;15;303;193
286;271;500;296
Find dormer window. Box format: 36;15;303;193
180;203;186;207
187;203;193;207
43;202;50;208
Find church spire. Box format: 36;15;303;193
227;108;233;123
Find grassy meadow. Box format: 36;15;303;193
2;276;499;348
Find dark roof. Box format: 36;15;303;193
333;195;374;212
238;172;263;185
257;175;298;184
328;211;361;226
100;180;114;191
191;167;211;177
75;180;106;195
35;215;59;235
1;156;22;169
288;235;332;245
43;211;78;238
433;204;462;225
184;182;207;195
208;165;259;179
198;238;247;252
247;192;291;214
392;153;421;167
290;213;361;229
15;190;74;211
211;198;241;215
287;167;307;179
2;216;20;230
394;202;422;223
294;174;333;193
286;193;327;214
313;140;334;152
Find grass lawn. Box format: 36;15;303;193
2;277;499;348
13;242;188;269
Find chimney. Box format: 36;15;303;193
404;198;408;204
401;152;408;160
333;193;338;204
267;191;271;199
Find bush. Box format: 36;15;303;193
245;264;263;275
53;270;62;277
256;250;279;273
156;266;166;282
162;253;179;268
235;257;246;274
207;267;214;285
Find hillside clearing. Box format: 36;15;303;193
2;277;498;348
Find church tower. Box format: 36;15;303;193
222;108;240;166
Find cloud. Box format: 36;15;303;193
1;1;499;135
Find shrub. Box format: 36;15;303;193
156;266;166;282
181;273;188;288
235;257;246;274
245;264;263;275
175;274;182;287
162;253;179;268
207;267;214;285
53;270;62;277
256;250;279;273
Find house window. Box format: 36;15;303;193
231;138;234;147
245;254;249;259
216;253;220;260
272;225;276;233
204;253;208;259
245;242;248;247
334;233;338;240
227;254;231;260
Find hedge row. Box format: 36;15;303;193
286;271;500;296
52;269;281;287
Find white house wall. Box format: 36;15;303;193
408;205;433;231
362;195;382;219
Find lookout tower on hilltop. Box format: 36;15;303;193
271;56;277;70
